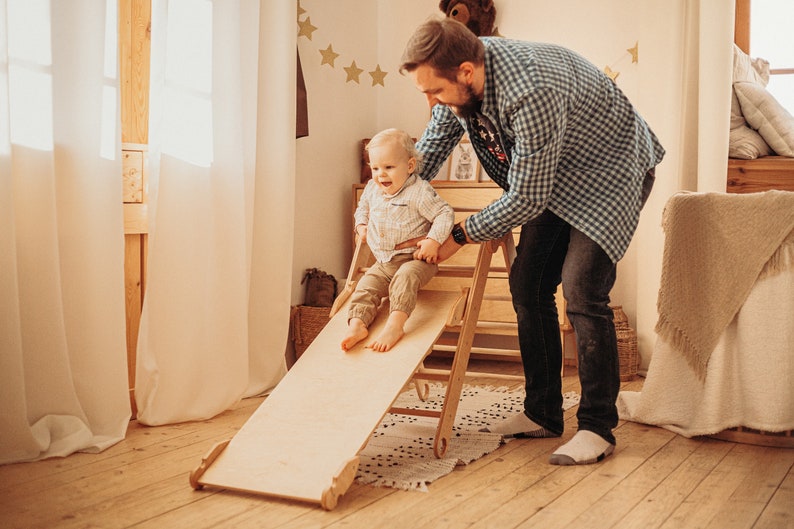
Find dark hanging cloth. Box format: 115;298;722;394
296;49;309;138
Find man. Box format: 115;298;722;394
399;18;664;465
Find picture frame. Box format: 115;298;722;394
447;137;480;182
432;158;450;181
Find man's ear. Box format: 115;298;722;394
457;61;476;83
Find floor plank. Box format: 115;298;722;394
1;360;792;529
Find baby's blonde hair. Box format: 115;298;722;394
366;128;423;173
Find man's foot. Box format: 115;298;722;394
549;430;615;465
479;412;560;439
341;319;368;351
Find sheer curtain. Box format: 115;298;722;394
629;0;735;367
0;0;130;464
135;0;294;425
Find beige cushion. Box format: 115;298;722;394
730;44;770;129
732;44;769;85
734;81;794;157
729;124;773;159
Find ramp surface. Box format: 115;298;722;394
191;289;461;509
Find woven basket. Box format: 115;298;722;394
290;305;332;360
611;306;638;381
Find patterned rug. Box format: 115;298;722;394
356;383;580;492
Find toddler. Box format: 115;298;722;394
341;128;454;352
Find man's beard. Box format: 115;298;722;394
450;83;481;119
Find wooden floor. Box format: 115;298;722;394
1;358;792;529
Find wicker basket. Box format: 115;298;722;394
290;305;332;360
611;306;638;381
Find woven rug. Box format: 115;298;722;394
356;383;580;492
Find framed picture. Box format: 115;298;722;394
447;137;480;182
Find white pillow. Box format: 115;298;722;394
730;44;770;130
734;81;794;157
732;44;769;86
729;124;772;159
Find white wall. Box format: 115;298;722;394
293;0;377;302
292;0;438;305
292;1;696;368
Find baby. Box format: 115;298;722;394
341;128;454;352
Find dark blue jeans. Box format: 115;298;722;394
509;210;619;444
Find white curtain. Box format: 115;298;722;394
0;0;130;464
134;0;295;425
630;0;735;369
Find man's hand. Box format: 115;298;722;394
394;235;463;263
414;238;441;264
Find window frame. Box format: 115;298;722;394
734;0;794;76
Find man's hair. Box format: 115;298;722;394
367;128;423;173
399;17;485;82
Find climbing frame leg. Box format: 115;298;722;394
432;235;513;458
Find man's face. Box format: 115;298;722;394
408;64;480;118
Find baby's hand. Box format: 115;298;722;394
355;224;368;244
414;238;441;264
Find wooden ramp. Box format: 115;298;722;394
190;235;515;510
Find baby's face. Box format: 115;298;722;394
368;141;416;195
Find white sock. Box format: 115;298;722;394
549;430;614;465
480;412;556;438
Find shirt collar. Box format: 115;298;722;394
382;173;416;199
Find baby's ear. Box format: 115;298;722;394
408;157;417;173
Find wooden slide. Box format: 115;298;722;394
190;235;514;510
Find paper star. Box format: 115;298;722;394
297;1;306;18
369;64;387;87
604;66;620;81
344;61;364;83
319;44;339;67
297;17;317;40
627;41;639;63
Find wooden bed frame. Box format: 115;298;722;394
727;156;794;193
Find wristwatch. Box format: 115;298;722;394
452;223;467;245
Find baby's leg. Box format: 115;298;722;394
341;265;388;351
368;258;437;352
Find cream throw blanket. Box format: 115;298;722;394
655;190;794;379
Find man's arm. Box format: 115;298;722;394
395;217;470;263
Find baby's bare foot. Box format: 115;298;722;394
341;319;368;351
367;311;409;352
367;324;405;352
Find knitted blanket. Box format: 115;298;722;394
655;191;794;380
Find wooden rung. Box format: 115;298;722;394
474;321;518;331
353;265;508;280
415;366;524;383
432;344;520;357
446;321;519;333
438;264;508;275
389;407;443;419
482;294;511;302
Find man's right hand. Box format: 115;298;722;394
395;235;463;263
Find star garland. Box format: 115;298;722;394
297;1;388;87
603;41;639;81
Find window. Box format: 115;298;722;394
735;0;794;113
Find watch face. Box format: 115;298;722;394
453;225;466;244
